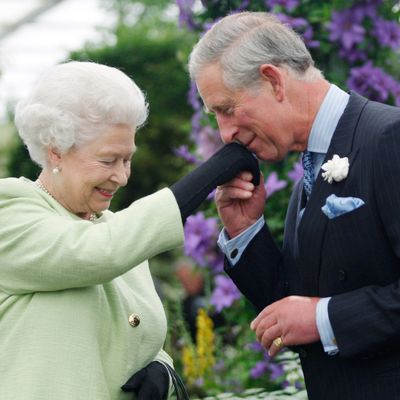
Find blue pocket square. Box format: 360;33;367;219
321;194;365;219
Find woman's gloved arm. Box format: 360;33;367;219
170;142;260;222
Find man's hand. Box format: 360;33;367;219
215;171;266;238
250;296;321;357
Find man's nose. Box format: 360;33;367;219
216;116;237;144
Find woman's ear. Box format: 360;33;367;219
47;147;62;169
259;64;285;101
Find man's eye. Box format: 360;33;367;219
101;160;114;165
220;108;233;116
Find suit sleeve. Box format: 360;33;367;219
329;117;400;358
225;224;284;313
0;186;184;294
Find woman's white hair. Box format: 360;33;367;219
189;12;322;90
14;61;148;168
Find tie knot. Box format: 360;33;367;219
302;151;314;199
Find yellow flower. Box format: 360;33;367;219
182;308;215;384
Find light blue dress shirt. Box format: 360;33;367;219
217;84;350;355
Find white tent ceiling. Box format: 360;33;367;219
0;0;115;121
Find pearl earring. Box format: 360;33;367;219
52;167;60;174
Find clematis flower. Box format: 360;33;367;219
195;126;224;161
287;160;303;184
265;0;299;12
265;171;288;198
321;155;349;184
373;18;400;50
328;9;365;50
173;145;199;164
347;62;399;104
210;275;241;312
184;212;220;267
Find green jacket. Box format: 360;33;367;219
0;177;184;399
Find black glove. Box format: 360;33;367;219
171;142;260;222
121;361;169;400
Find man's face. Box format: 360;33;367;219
196;63;302;162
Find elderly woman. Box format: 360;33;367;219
0;61;258;400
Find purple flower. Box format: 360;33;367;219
195;125;224;161
250;361;269;379
265;0;299;12
347;62;400;104
188;80;202;111
328;9;365;50
184;212;220;267
208;250;224;274
339;46;368;63
235;0;251;11
176;0;197;30
287;160;303;184
275;14;319;48
213;360;226;373
267;361;285;381
265;171;288;198
247;341;264;352
210;275;241;312
373;18;400;50
190;110;203;140
350;3;379;20
194;377;204;387
173;145;200;164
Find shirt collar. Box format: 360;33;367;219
307;84;350;154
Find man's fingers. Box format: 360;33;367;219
251;304;276;330
268;336;286;358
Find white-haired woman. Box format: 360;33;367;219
0;61;259;400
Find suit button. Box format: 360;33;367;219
299;348;307;358
284;281;289;290
230;248;239;259
128;314;140;327
338;269;347;281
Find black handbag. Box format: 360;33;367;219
162;362;190;400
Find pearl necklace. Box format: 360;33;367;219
34;179;97;221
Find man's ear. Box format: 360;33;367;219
259;64;285;101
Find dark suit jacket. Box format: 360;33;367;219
226;92;400;399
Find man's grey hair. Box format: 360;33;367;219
14;61;148;168
189;12;322;90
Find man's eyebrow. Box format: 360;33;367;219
204;103;232;114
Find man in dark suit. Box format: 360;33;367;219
188;11;400;400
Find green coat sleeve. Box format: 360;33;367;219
0;178;184;294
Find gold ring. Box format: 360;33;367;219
273;337;284;348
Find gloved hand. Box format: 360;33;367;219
171;142;260;222
121;361;169;400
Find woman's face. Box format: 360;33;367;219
53;124;136;219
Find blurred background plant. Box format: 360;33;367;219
2;0;399;398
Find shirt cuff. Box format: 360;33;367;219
217;216;265;266
316;297;339;355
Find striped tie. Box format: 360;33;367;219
302;150;314;199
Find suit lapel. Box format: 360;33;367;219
296;92;368;294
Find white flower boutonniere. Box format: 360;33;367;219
321;154;349;184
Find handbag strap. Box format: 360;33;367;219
161;362;190;400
